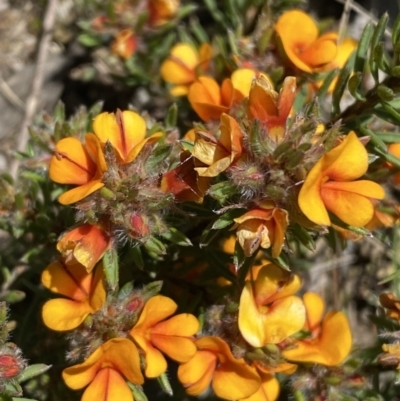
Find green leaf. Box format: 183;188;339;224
189;18;209;43
358;125;387;152
316;69;340;99
144;236;166;257
332;52;355;115
103;248;119;291
78;33;102;47
348;72;366;101
392;13;400;48
211;209;244;230
161;227;192;246
118;281;135;301
354;22;374;73
165;103;178;129
128;383;149;401
208;181;237;204
17;364;51;383
370;13;389;81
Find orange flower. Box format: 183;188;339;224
282;292;352;366
160;43;212;96
232;203;288;258
111;29;137;59
161;150;210;203
388;143;400;185
63;338;144;401
247;76;296;141
41;261;106;331
148;0;179;26
93;110;162;164
238;263;305;347
188;69;268;122
192;114;243;176
129;295;199;378
57;223;111;273
379;293;400;322
177;336;261;400
298;131;385;227
49;133;107;205
275;10;338;73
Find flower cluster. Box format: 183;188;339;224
32;4;400;401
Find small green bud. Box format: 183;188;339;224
144;236;166;256
377;84;395;101
100;187;116;200
262;343;280;355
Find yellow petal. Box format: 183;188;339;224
130;295;177;331
151;335;197;362
241;372;279;401
161;44;198;84
239;282;305;346
213;363;260;400
324;132;368;180
303;292;324;331
125;132;163;163
82;368;133;401
170;85;190;96
178;350;216;396
42;298;92;331
101;338;144;384
137;336;167;378
93;111;147;162
298;156;330;225
58;179;105;205
231;68;257;97
63;346;103;389
322;180;385;199
89;264;106;311
50;138;96;185
41;261;90;300
321;185;378;226
275;10;319;72
283;311;352;366
299;33;338;67
152;313;199;336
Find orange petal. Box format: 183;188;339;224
188;77;222;115
42;298;92;331
49;138;96;185
93;110;147;162
152;313;199;336
320;185;378;227
82;368;133;401
151;335;197;362
241;372;279;401
303;292;324;332
283;311;352;366
275;10;319;72
299;33;338;67
248;79;278;121
63;346;103;389
57;224;111;273
220;114;243;163
239;282;305;346
322;180;385;199
324;132;368;180
125;132;163;163
85;133;108;173
277;76;296;121
130;295;177;331
298;157;330;225
178;349;216;396
41;261;91;300
137;337;167;377
161;44;198;84
58;179;104;205
89;264;106;311
101;338;144;385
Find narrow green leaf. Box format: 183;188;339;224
212;209;244;230
392;13;400;48
17;364;51;383
370;13;389;81
157;372;173;396
316;68;340;99
377;85;395;101
358;125;387;152
354;22;374;73
370;131;400;143
161;227;192;246
189;18;209;43
128;383;149;401
348;72;366;101
103;248;119;291
332;53;355;115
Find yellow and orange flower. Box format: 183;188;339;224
161;42;212;96
232;203;289;258
298;131;385;227
57;223;111;273
49;133;107;205
192;114;243;176
111;29;137;59
275;10;338;73
283;292;352;366
247;76;296;141
177;336;261;400
148;0;179;26
92;110;163;164
63;338;144;401
241;369;279;401
129;295;199;378
238;263;305;347
41;261;106;331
